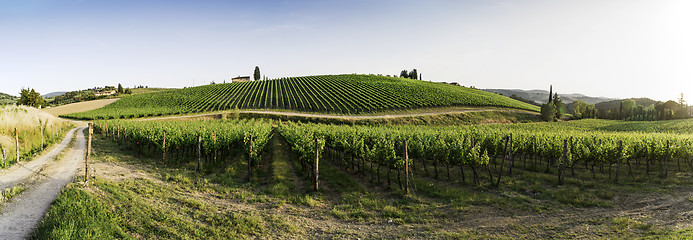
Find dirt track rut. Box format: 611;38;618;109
0;126;87;239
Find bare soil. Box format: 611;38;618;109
43;98;120;116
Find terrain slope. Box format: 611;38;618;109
64;75;540;120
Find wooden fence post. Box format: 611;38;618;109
197;134;202;172
248;135;253;182
86;123;93;183
39;119;44;151
2;148;6;168
15;128;19;163
314;137;320;191
404;139;409;195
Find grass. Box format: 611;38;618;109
34;126;693;239
0;186;25;208
0;105;73;169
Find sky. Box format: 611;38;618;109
1;0;691;103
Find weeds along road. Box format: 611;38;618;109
0;126;87;239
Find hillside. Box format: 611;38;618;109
594;98;660;110
64;75;539;120
42;92;67;98
484;89;614;105
0;92;17;105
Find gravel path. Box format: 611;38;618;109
0;126;87;239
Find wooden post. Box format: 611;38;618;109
213;131;217;164
404;139;409;195
496;134;511;186
86;123;93;183
39;119;44;151
15;128;19;163
197;134;202;172
248;135;253;182
2;148;6;168
162;131;166;164
664;140;670;178
615;140;622;183
558;139;567;185
508;134;514;176
314;137;319;191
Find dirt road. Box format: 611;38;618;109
0;126;87;239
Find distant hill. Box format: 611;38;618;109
594;98;660;110
43;92;67;98
483;89;615;105
64;74;540;120
0;92;17;105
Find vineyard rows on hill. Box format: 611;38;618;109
65;75;539;120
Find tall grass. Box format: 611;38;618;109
0;105;73;168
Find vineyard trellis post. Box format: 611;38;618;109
197;134;202;172
248;134;253;182
664;140;670;178
496;134;510;186
404;139;409;195
558;139;567;185
508;134;514;176
615;141;622;183
314;137;319;191
162;131;166;164
85;123;93;183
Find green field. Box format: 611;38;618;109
63;75;539;120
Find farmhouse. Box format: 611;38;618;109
232;76;251;83
95;90;116;96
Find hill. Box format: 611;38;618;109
42;92;67;98
64;74;540;120
484;89;614;105
0;92;17;105
49;86;170;106
594;98;660;110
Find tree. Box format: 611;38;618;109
400;70;409;78
621;99;636;120
541;103;556;122
571;100;589;119
254;66;261;81
548;85;553;103
117;83;124;94
552;93;564;119
410;69;418;80
17;88;46;108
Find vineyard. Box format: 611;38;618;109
93;117;693;189
93;119;273;175
46;117;693;238
64;75;539;120
279;119;693;189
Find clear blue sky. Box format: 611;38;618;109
1;0;691;102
